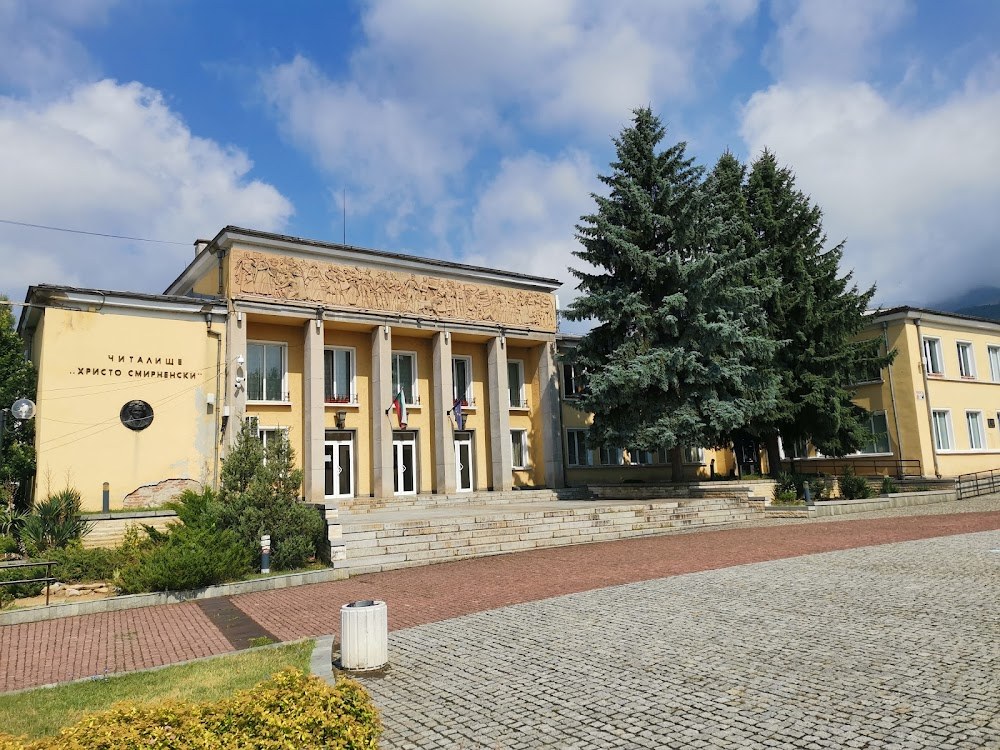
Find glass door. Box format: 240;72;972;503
393;431;417;495
454;431;474;492
324;431;354;498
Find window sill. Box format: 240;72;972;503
512;466;528;471
247;400;292;407
936;449;1000;455
848;452;895;458
509;406;530;412
325;402;360;409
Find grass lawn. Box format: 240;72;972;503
0;640;314;740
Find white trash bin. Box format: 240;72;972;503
340;600;388;671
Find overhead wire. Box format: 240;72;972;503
0;218;188;246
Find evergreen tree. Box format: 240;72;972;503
744;150;892;473
565;109;779;472
0;298;36;506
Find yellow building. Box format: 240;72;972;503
20;227;564;513
782;306;1000;479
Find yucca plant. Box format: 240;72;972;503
18;489;91;555
0;506;28;537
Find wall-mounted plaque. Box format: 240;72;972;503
120;400;154;431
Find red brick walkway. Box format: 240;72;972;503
3;511;1000;692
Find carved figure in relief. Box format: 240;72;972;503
303;262;325;302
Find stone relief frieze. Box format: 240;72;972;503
230;250;556;331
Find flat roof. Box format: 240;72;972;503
871;305;1000;327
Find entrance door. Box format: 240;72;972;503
393;431;417;495
324;431;354;499
454;431;474;492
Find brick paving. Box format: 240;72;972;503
1;497;999;692
359;530;1000;749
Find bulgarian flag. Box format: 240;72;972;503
387;389;407;429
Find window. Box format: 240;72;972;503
682;447;705;464
324;347;355;403
508;360;526;409
562;363;587;399
391;352;418;405
858;412;891;454
245;416;288;461
566;430;591;466
932;410;952;451
922;337;944;376
629;449;654;465
599;446;623;466
966;411;985;450
853;340;883;383
452;357;473;406
957;342;976;379
511;429;528;469
778;436;809;460
988;346;1000;383
247;342;286;401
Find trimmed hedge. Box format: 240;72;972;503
0;669;380;749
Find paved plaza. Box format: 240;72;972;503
357;530;1000;749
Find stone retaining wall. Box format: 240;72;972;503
81;510;178;548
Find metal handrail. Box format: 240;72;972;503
783;458;922;479
0;560;57;606
955;467;1000;501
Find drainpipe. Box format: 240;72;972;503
206;315;223;491
882;322;904;475
914;318;941;479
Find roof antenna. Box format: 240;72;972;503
343;188;347;245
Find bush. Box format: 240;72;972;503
0;562;46;607
0;534;18;555
115;524;252;594
839;467;873;500
808;476;829;500
880;476;899;495
18;490;91;556
45;544;142;584
0;669;381;749
772;489;800;505
772;473;797;502
0;507;27;538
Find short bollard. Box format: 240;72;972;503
260;534;271;574
340;600;388;671
102;482;110;513
804;484;813;506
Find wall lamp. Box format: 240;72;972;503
335;410;347;429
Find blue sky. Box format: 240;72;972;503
2;1;999;314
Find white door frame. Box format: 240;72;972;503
393;432;418;495
324;432;354;499
454;431;474;492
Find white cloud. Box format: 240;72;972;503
0;79;293;301
763;0;910;83
0;0;117;93
740;77;1000;305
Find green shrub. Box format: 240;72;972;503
0;562;46;607
772;489;800;505
880;476;899;495
808;476;829;500
45;544;142;584
0;534;18;555
0;507;28;538
772;473;797;502
839;467;873;500
0;669;381;749
115;524;252;594
19;490;91;556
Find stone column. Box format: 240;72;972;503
487;335;513;491
371;325;394;498
302;319;325;503
432;331;457;494
538;340;565;488
224;308;248;451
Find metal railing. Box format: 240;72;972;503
956;467;1000;501
0;560;57;606
783;458;923;479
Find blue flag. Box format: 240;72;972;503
451;398;464;430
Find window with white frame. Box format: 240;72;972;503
858;412;891;454
566;430;592;466
682;446;705;464
245;416;288;461
599;446;623;466
508;360;526;409
922;337;944;376
966;411;986;450
778;436;809;460
452;356;473;406
391;352;418;405
932;410;952;451
247;342;287;402
957;342;976;379
853;339;883;383
988;345;1000;383
511;429;528;469
629;448;654;465
324;347;355;403
562;363;586;399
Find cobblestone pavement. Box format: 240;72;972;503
356;530;1000;750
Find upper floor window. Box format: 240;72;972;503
247;342;287;402
562;363;587;399
957;342;976;379
324;347;355;403
566;429;592;467
857;411;891;454
853;339;883;383
988;345;1000;383
508;360;526;409
392;352;418;405
452;356;473;406
922;337;944;376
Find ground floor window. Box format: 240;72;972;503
511;429;528;470
857;412;891;454
566;429;591;466
932;410;952;451
682;447;705;464
966;411;985;450
246;416;288;462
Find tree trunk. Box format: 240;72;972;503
764;433;783;477
670;447;684;483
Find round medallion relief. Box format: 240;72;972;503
120;400;154;431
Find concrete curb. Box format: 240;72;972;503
0;567;348;627
311;635;336;684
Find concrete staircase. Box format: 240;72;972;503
335;495;758;575
339;487;590;513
